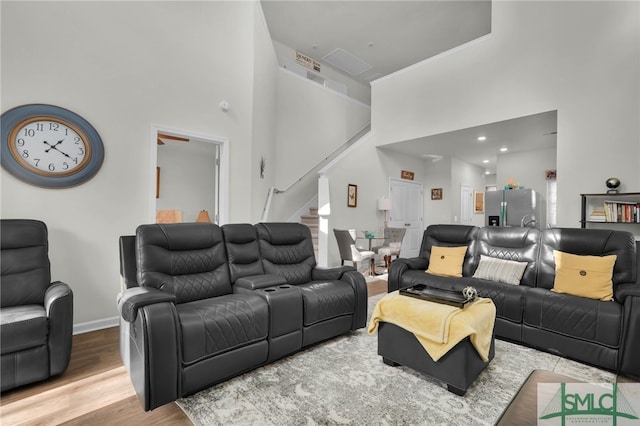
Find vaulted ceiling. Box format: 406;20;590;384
260;0;492;83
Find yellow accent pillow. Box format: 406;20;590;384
426;246;468;278
551;250;617;301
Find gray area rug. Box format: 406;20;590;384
177;295;615;425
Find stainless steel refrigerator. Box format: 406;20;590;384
485;189;540;228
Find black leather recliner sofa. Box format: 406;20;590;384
118;222;367;411
388;224;640;378
0;219;74;392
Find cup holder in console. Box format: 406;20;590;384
262;285;294;293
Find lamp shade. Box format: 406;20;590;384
196;210;211;223
377;197;392;211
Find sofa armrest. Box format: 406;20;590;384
118;287;180;410
312;266;355;281
614;283;640;304
619;292;640;378
45;281;73;376
235;274;287;291
388;257;428;292
118;287;176;323
339;270;368;330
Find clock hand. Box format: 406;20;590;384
43;140;64;153
43;140;71;158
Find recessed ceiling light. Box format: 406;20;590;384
482;159;489;164
499;147;508;152
477;136;487;141
485;170;491;175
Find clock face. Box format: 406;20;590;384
9;117;91;177
1;104;104;188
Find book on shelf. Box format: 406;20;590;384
602;201;640;223
589;208;606;222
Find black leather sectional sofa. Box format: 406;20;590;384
388;225;640;379
118;222;367;411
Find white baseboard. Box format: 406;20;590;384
73;316;119;335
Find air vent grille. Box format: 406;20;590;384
322;48;372;76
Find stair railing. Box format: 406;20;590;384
260;122;371;222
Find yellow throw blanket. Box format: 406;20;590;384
368;291;496;362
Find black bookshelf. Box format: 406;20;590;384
580;192;640;228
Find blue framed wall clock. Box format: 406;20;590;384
1;104;104;188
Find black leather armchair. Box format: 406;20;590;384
1;219;73;392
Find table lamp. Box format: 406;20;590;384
196;210;211;223
378;197;392;228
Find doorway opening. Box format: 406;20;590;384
149;125;229;225
389;178;423;258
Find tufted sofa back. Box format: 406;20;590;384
0;219;51;307
222;223;264;284
537;228;637;290
136;223;231;303
420;225;479;277
256;223;316;284
476;227;540;287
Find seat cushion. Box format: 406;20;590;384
177;294;269;364
523;288;622;348
298;281;355;326
0;305;48;354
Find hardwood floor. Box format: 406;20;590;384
0;327;191;425
366;278;388;297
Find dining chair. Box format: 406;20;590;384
372;227;407;270
333;229;376;275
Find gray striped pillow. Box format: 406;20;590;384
472;255;527;285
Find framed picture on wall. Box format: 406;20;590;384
474;191;485;213
348;184;358;207
431;188;443;200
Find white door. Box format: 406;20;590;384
389;178;423;258
460;184;473;224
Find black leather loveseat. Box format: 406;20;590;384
388;224;640;379
118;222;367;411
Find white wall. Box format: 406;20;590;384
272;40;372;105
0;1;274;330
270;68;371;221
423;157;453;226
371;1;640;227
156;141;217;222
251;4;279;222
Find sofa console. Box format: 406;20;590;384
118;222;367;411
388;225;640;378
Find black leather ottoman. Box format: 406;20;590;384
378;322;495;395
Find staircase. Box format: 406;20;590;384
301;207;319;259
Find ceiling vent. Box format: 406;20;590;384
322;48;372;76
